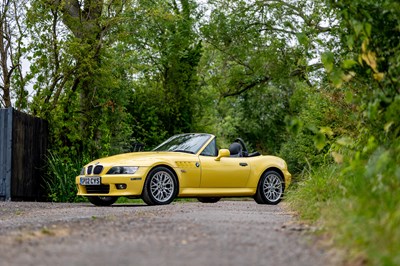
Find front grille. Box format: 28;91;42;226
87;165;93;175
93;165;103;174
85;185;110;194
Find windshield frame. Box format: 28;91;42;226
153;133;213;154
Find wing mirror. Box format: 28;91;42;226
215;149;230;161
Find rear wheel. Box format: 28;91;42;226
87;196;119;206
197;197;221;203
142;166;178;205
254;170;284;205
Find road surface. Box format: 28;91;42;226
0;201;334;266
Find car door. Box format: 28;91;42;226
199;155;251;188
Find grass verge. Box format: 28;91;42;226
286;146;400;265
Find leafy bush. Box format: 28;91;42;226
280;86;338;174
327;141;400;265
289;140;400;265
44;152;88;202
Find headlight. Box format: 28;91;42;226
106;166;139;175
80;167;85;175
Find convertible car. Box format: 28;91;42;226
76;133;291;206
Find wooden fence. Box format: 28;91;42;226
0;108;48;201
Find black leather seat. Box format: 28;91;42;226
229;142;242;157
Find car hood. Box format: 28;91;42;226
86;151;196;167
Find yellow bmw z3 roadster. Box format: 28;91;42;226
76;133;291;206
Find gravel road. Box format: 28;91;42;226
0;201;334;266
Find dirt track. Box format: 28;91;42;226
0;201;334;266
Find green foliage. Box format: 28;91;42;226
196;0;341;153
44;152;88;202
287;0;400;264
286;164;342;222
0;0;31;109
316;142;400;265
27;0;134;159
327;0;400;143
127;85;169;148
288;141;400;264
234;85;289;154
125;0;202;141
280;85;343;173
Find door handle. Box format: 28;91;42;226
239;162;248;167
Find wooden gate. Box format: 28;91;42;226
0;108;48;201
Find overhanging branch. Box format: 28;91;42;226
222;75;270;98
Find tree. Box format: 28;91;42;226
196;0;340;152
27;0;132;158
201;0;339;98
0;0;30;109
124;0;202;145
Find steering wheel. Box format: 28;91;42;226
234;138;248;157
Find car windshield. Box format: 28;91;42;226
153;134;212;154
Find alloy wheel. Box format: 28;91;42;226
262;173;283;203
150;171;174;202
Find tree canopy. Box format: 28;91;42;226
0;0;397;166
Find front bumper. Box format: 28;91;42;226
76;174;146;197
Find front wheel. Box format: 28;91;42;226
254;170;284;205
87;196;119;206
142;166;178;205
197;197;221;203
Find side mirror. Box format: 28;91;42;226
215;149;230;161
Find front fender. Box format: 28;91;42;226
246;156;291;189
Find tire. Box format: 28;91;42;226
87;196;119;206
197;197;221;203
254;170;284;205
142;166;178;205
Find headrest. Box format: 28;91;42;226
229;142;242;156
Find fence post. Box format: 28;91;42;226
0;107;13;201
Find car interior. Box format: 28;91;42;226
229;138;261;157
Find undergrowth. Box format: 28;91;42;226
286;164;342;222
45;152;88;203
287;143;400;265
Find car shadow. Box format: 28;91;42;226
110;204;149;208
74;203;150;208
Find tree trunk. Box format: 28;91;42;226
0;2;12;108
